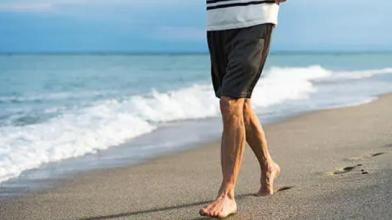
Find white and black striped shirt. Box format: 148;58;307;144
206;0;279;31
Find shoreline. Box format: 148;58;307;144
0;92;381;196
0;93;376;200
1;93;392;219
2;54;392;193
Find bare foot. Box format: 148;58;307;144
199;194;237;218
255;162;280;196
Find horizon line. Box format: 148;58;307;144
1;50;392;55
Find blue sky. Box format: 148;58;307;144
0;0;391;53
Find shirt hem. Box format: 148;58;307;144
206;19;278;31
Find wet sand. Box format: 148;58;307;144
1;94;392;220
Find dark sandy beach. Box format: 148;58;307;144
1;94;392;220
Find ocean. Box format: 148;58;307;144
1;52;392;187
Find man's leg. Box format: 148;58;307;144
199;96;246;218
243;99;280;196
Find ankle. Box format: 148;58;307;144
218;186;235;199
261;160;276;172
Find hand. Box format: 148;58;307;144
275;0;287;5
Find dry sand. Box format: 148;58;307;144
1;94;392;220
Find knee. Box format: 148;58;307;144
243;99;252;113
220;96;244;116
243;99;252;120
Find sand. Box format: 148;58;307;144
1;94;392;220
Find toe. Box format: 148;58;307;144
214;207;224;217
199;207;208;216
207;203;217;213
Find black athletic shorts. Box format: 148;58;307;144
207;23;274;99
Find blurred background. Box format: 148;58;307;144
1;0;392;192
0;0;391;52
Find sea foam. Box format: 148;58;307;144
1;65;387;183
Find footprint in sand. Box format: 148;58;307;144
332;164;360;175
344;152;386;162
330;151;387;176
371;152;385;157
327;164;363;175
360;169;369;175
